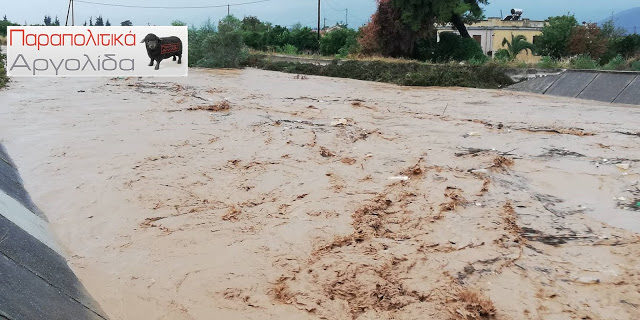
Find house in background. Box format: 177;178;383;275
437;9;546;63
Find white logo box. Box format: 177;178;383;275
7;26;188;77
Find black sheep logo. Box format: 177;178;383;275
141;33;183;70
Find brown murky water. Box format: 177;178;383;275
0;69;639;319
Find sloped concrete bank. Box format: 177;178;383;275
508;69;640;105
0;144;106;320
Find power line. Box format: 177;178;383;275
322;0;349;26
324;0;343;12
73;0;270;9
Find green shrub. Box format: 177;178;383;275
468;55;489;66
242;30;264;50
493;49;511;63
414;37;438;61
239;19;319;53
336;35;359;58
1;19;20;37
0;53;7;88
602;55;626;70
245;54;513;89
191;16;248;68
188;20;216;66
288;26;318;52
609;35;640;58
264;25;290;49
537;56;560;69
278;44;298;55
434;32;485;62
570;54;598;70
631;60;640;71
319;27;358;56
457;38;486;61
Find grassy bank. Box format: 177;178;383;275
245;54;514;89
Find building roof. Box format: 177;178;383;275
437;26;544;31
437;17;546;31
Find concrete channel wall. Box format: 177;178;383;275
507;70;640;105
0;144;107;320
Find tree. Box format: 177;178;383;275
242;30;264;50
610;34;640;58
53;16;60;26
319;26;358;56
392;0;487;38
600;18;634;64
568;23;607;59
2;15;7;22
601;18;626;39
0;18;20;36
95;16;104;26
360;0;486;57
289;25;319;52
188;19;215;65
359;0;416;57
239;17;268;50
195;15;248;68
89;17;93;26
264;25;290;49
44;15;52;26
121;20;133;26
105;19;111;26
501;34;535;60
241;16;266;32
535;15;578;59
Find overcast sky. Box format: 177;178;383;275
2;0;639;27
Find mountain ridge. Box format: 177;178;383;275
601;7;640;35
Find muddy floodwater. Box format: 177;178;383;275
1;68;639;319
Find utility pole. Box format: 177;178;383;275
65;0;75;26
345;8;348;26
227;4;230;16
65;0;71;26
317;0;321;40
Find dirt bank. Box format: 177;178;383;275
0;68;639;319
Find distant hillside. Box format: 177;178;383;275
602;7;640;35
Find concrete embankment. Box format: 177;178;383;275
508;69;640;105
0;144;106;320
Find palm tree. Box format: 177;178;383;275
501;34;535;60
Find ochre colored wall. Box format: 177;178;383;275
492;29;542;63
